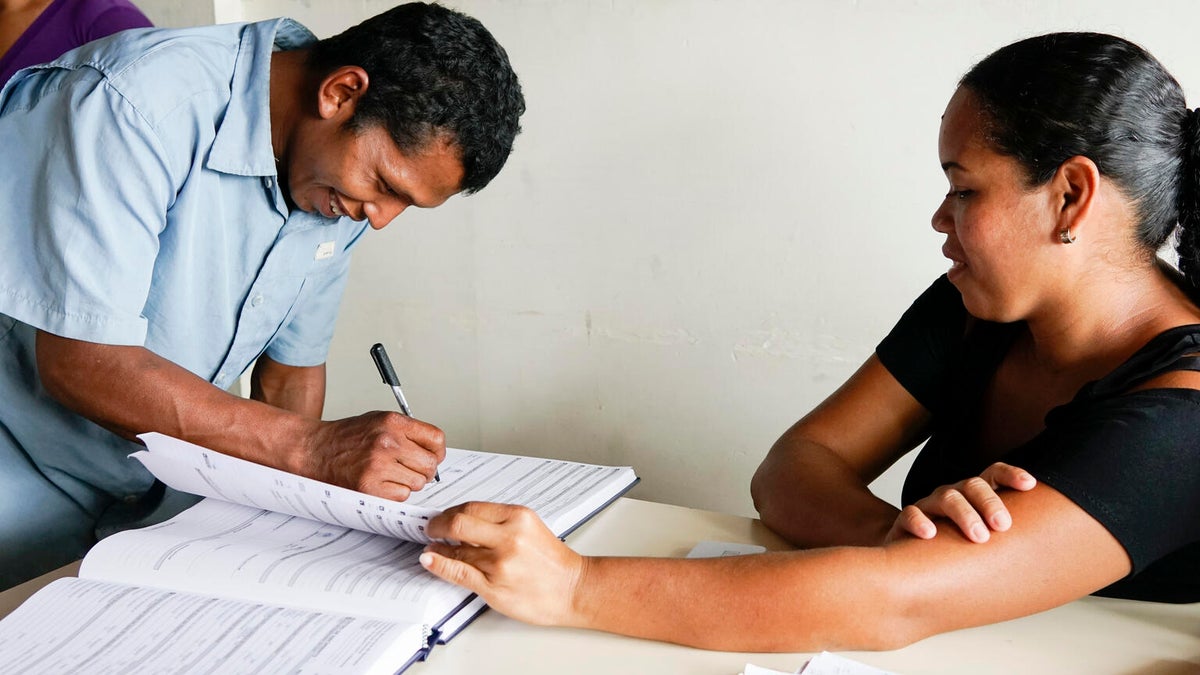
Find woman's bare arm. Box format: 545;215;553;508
421;485;1129;652
750;355;932;547
752;355;1035;546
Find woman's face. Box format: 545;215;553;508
932;87;1062;323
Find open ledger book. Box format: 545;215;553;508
0;433;639;674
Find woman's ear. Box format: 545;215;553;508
316;66;370;121
1052;155;1101;243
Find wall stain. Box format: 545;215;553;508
730;327;856;362
595;326;699;346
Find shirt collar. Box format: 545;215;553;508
206;18;316;177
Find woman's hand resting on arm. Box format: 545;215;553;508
750;354;1036;547
890;462;1037;543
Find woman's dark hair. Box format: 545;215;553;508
308;2;525;194
960;32;1200;288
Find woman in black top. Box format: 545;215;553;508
416;32;1200;649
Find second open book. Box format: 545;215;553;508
0;433;638;674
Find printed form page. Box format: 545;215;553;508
0;578;421;675
133;433;636;541
80;499;467;624
404;449;637;535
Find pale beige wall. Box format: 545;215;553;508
143;1;1200;517
132;0;213;27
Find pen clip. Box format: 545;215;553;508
370;342;401;387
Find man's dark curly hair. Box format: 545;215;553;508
307;2;525;194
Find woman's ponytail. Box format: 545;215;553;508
1176;107;1200;290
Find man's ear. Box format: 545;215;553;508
316;66;370;121
1052;155;1100;241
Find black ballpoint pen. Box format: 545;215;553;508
370;342;440;483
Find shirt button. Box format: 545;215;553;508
264;177;274;189
251;295;264;307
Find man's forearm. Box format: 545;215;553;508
36;330;447;499
35;330;315;474
250;355;326;419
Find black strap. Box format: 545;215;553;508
1168;355;1200;373
1085;326;1200;398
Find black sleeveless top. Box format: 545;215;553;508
877;276;1200;603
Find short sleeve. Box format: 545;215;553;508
1010;390;1200;574
0;67;173;345
875;275;968;414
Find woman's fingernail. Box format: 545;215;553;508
971;523;989;541
419;552;434;567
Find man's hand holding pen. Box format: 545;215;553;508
371;342;441;483
298;411;446;501
270;342;446;502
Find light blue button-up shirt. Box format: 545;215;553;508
0;19;369;505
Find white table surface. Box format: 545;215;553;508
2;497;1197;674
409;498;1200;675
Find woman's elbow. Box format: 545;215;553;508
750;467;769;515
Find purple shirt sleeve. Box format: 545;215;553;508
86;5;154;42
0;0;153;86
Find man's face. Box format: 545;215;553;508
284;123;465;230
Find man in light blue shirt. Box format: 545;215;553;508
0;2;524;588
